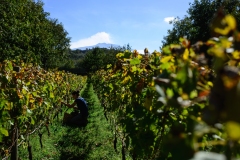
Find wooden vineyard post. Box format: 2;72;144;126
11;124;18;160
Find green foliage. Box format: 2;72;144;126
18;83;123;160
82;48;105;73
91;8;240;160
162;0;240;46
81;47;121;73
69;49;88;60
122;43;132;52
0;60;86;158
0;0;70;69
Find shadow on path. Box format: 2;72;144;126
57;82;120;160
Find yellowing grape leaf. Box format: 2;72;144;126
225;121;240;140
208;47;225;59
22;87;28;95
225;14;237;30
160;56;172;63
144;96;153;111
5;102;12;110
50;92;54;98
220;37;232;48
232;51;240;59
137;55;142;59
131;66;137;72
183;49;189;60
122;76;130;85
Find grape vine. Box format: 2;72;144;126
91;9;240;159
0;60;86;159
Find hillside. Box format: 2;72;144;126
71;43;121;50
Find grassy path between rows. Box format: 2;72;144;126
18;83;121;160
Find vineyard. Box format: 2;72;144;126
0;60;86;159
91;10;240;159
2;3;240;160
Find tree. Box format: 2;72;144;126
102;47;120;68
80;47;123;73
122;43;132;51
162;0;240;46
37;18;70;69
0;0;70;69
82;47;105;73
162;16;194;46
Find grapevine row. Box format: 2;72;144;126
91;10;240;159
0;60;86;158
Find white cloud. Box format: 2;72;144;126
164;17;175;24
137;50;145;54
70;32;112;49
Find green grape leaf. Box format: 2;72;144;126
130;58;141;65
0;128;9;136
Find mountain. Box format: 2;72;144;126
72;43;121;50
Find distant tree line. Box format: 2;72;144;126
60;44;133;75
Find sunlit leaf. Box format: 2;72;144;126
22;87;28;95
137;54;142;59
107;64;112;68
131;66;137;72
0;128;8;136
130;58;141;65
31;117;35;125
162;46;171;55
166;88;174;98
225;121;240;140
232;51;240;59
50;92;54;98
225;14;237;30
160;56;172;63
207;47;225;59
183;49;189;60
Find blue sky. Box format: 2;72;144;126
42;0;194;53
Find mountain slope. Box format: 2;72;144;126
72;43;121;50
